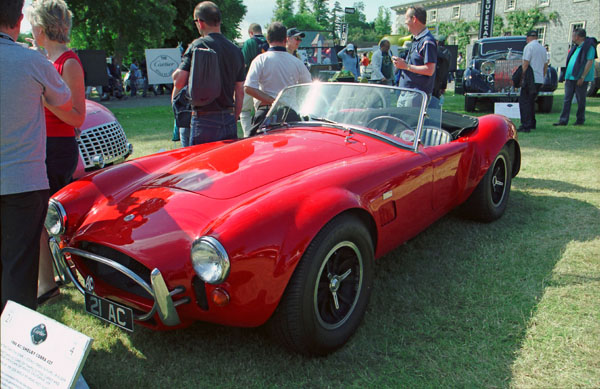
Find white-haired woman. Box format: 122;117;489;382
28;0;85;304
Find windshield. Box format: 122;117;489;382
260;83;441;149
479;40;526;56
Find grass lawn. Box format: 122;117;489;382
39;86;599;388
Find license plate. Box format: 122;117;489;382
84;292;134;332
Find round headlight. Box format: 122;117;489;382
45;199;66;236
480;61;495;76
191;237;230;284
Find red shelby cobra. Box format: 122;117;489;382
45;83;520;355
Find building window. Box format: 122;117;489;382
505;0;516;10
534;26;546;44
537;0;549;6
569;22;586;41
429;9;437;22
476;2;481;16
452;5;460;19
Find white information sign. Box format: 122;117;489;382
144;48;181;85
1;301;93;389
494;102;521;119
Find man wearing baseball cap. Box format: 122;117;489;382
287;27;305;57
518;30;547;132
337;43;360;79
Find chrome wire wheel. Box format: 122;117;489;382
313;241;363;330
490;154;508;207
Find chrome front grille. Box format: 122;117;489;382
494;59;521;92
77;121;128;168
78;241;152;300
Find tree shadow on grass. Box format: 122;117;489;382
55;190;599;388
515;176;600;193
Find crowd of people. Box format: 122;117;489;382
1;0;598;314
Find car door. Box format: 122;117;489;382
422;141;470;211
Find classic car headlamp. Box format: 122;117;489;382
480;61;495;76
45;199;67;236
191;237;230;284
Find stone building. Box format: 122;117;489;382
391;0;600;66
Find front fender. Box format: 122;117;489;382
211;184;369;327
463;68;493;93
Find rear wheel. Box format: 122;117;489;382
465;96;476;112
270;214;374;356
461;147;512;222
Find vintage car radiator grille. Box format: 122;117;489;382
77;121;128;169
494;59;521;92
78;241;153;300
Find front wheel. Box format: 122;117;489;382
270;214;374;356
460;147;512;222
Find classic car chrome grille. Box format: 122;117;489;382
78;241;152;300
77;121;128;168
494;59;521;92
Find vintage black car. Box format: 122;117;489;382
458;36;558;112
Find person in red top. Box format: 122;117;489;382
360;53;370;77
27;0;86;303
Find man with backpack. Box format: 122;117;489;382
240;23;268;137
172;1;245;145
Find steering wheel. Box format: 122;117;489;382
366;115;413;136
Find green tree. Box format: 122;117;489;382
68;0;177;66
273;0;295;25
311;0;330;27
504;8;551;35
68;0;245;66
330;1;342;33
373;6;391;36
298;0;309;14
167;0;247;48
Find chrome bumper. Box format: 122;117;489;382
464;91;554;97
48;237;186;326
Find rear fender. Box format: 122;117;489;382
458;114;518;201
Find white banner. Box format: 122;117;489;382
144;48;181;85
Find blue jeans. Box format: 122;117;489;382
190;111;237;145
559;79;589;124
179;127;191;147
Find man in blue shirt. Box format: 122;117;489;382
393;6;437;101
554;28;597;126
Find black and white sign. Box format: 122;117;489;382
1;301;93;389
144;48;181;85
479;0;495;39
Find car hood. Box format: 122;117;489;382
140;128;366;199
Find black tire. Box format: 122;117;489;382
537;95;553;113
461;147;512;222
465;96;476;112
270;214;374;356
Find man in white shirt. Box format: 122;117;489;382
369;39;394;85
518;30;548;132
244;22;312;136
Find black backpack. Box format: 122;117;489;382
188;40;221;107
252;36;269;55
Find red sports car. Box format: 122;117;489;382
45;83;520;355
